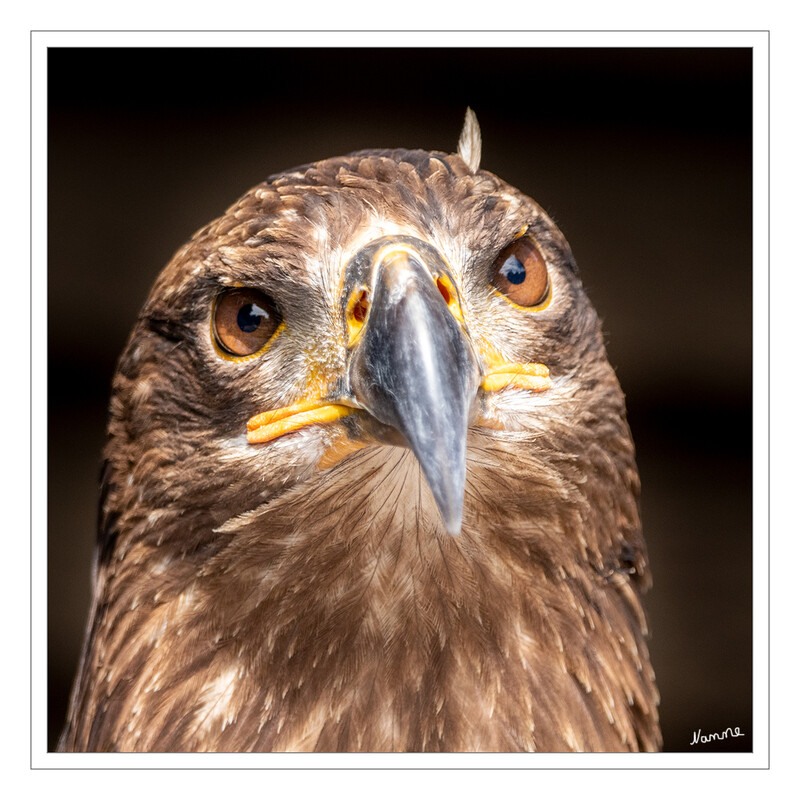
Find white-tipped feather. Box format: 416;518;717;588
457;107;482;173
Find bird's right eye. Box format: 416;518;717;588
491;236;551;309
213;288;282;357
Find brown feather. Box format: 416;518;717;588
60;142;660;752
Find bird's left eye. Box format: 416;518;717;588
491;236;551;308
213;288;282;356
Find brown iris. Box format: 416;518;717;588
491;236;550;308
213;288;282;356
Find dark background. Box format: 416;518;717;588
48;47;753;753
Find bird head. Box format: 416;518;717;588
109;111;622;550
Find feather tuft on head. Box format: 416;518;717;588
457;107;482;173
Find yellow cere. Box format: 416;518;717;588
247;399;355;444
481;359;552;394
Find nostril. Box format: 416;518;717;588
353;289;370;323
346;287;371;346
434;274;465;325
436;278;451;305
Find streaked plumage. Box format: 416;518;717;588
60;111;660;752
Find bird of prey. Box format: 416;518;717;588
60;110;660;753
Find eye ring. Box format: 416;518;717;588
212;288;283;358
490;236;551;310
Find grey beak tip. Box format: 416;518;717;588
438;496;464;536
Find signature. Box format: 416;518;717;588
690;726;745;745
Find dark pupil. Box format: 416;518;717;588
500;255;526;285
237;302;268;333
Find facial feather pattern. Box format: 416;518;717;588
60;111;660;753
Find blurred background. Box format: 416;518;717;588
47;46;752;752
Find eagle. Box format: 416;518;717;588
59;110;660;753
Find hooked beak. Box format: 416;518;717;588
348;243;481;535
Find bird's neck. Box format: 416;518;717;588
66;431;657;751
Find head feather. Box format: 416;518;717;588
457;107;482;173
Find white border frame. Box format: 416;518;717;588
31;29;769;770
